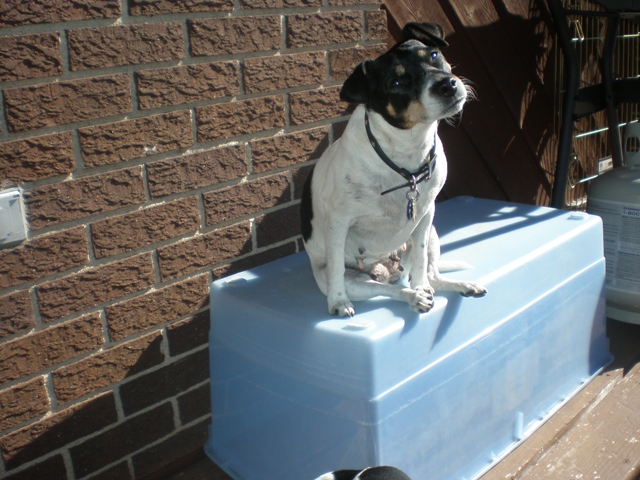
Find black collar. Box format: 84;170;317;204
364;111;437;196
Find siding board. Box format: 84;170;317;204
386;0;556;205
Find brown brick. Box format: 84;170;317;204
4;74;131;133
157;222;251;281
255;203;301;247
0;0;121;28
328;0;383;4
0;227;88;289
70;402;173;477
130;0;233;15
0;291;35;340
147;145;247;198
250;126;329;173
0;377;49;432
0;312;103;385
289;86;354;125
52;331;164;404
243;52;325;94
189;16;281;57
211;242;296;280
177;383;210;424
91;197;200;259
329;44;387;80
241;0;320;8
0;132;74;184
78;111;193;168
0;392;117;470
203;172;290;226
137;61;238;109
286;12;362;48
24;167;145;230
120;349;209;415
366;9;387;40
68;22;183;71
3;455;67;480
106;275;209;341
196;96;285;143
0;33;61;83
36;253;154;321
166;310;209;357
132;420;208;478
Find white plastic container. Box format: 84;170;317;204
206;197;611;480
587;122;640;324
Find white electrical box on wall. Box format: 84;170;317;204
0;189;26;248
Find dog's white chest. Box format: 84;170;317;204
305;108;445;262
344;188;428;256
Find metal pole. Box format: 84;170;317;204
548;0;581;209
602;14;624;168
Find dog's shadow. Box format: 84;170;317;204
401;204;566;345
397;293;461;347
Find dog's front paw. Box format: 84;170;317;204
405;286;435;313
460;282;487;298
328;299;355;317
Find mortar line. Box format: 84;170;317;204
61;448;76;480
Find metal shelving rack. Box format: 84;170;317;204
548;0;640;209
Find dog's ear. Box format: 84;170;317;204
339;60;370;104
402;22;449;48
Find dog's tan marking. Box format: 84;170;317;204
417;49;427;57
402;101;427;128
395;64;406;75
386;103;397;118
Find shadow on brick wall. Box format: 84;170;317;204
211;125;350;282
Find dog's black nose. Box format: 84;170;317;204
434;77;458;97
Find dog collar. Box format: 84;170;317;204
364;111;437;221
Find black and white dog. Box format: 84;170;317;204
315;466;412;480
300;22;487;317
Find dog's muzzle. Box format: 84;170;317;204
433;77;458;97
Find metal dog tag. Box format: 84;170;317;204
406;188;419;221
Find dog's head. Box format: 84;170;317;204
340;22;467;129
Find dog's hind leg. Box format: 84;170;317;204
427;227;487;297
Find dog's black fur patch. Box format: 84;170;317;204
320;466;412;480
340;22;454;130
402;22;448;48
300;167;314;242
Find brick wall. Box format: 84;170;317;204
0;1;388;479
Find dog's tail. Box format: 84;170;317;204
438;260;473;272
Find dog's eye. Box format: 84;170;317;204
430;51;438;60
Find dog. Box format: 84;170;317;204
300;22;487;317
314;466;412;480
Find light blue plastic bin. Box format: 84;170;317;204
205;197;611;480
